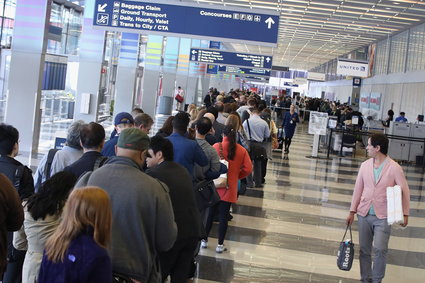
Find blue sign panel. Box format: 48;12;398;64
93;0;279;46
209;41;221;49
236;75;269;82
190;49;272;69
218;65;271;77
54;137;66;150
207;64;218;74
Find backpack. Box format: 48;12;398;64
13;165;25;190
35;148;59;191
76;156;108;185
93;156;108;170
44;148;59;180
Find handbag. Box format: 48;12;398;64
246;119;267;159
175;93;183;103
194;179;220;209
337;224;355;271
214;143;228;188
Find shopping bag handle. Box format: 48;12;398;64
341;224;353;242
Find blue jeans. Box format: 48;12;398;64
357;215;391;283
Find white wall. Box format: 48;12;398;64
308;69;425;122
309;79;352;103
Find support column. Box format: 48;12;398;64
187;39;208;106
162;37;179;97
175;38;191;102
161;37;179;112
113;33;139;115
141;35;162;117
73;0;105;122
5;0;51;155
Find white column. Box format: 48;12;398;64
73;0;105;122
5;0;52;155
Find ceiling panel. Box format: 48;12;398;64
181;0;425;70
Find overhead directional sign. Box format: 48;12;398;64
93;0;279;46
190;49;272;69
236;75;269;83
218;65;271;77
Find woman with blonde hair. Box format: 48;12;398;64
38;187;112;283
187;104;198;122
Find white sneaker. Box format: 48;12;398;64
215;244;227;253
200;240;208;249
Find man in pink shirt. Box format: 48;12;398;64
347;133;410;283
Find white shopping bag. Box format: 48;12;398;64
387;185;403;225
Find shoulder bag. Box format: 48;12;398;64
246;119;267;160
175;93;184;103
194;179;220;210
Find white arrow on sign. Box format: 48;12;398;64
98;3;107;12
191;50;198;55
266;57;271;63
265;17;275;29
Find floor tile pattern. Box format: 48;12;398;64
196;124;425;283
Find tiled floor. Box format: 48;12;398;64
194;124;425;283
19;119;425;282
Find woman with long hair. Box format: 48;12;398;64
187;104;199;122
38;187;112;283
190;108;208;129
156;116;174;138
225;113;249;150
13;171;77;283
202;125;252;253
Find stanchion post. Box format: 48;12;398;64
423;138;425;171
339;129;345;157
327;128;333;159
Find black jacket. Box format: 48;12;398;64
0;155;33;268
213;121;224;143
146;161;203;240
0;155;34;200
64;151;105;179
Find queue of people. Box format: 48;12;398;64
0;86;411;283
0;88;274;283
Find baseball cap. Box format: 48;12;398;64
117;128;150;151
114;112;134;126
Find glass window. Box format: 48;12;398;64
388;30;408;74
0;0;16;48
47;3;82;55
407;23;425;71
374;39;390;75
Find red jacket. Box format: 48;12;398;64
213;137;253;203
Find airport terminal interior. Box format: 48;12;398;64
1;0;425;282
